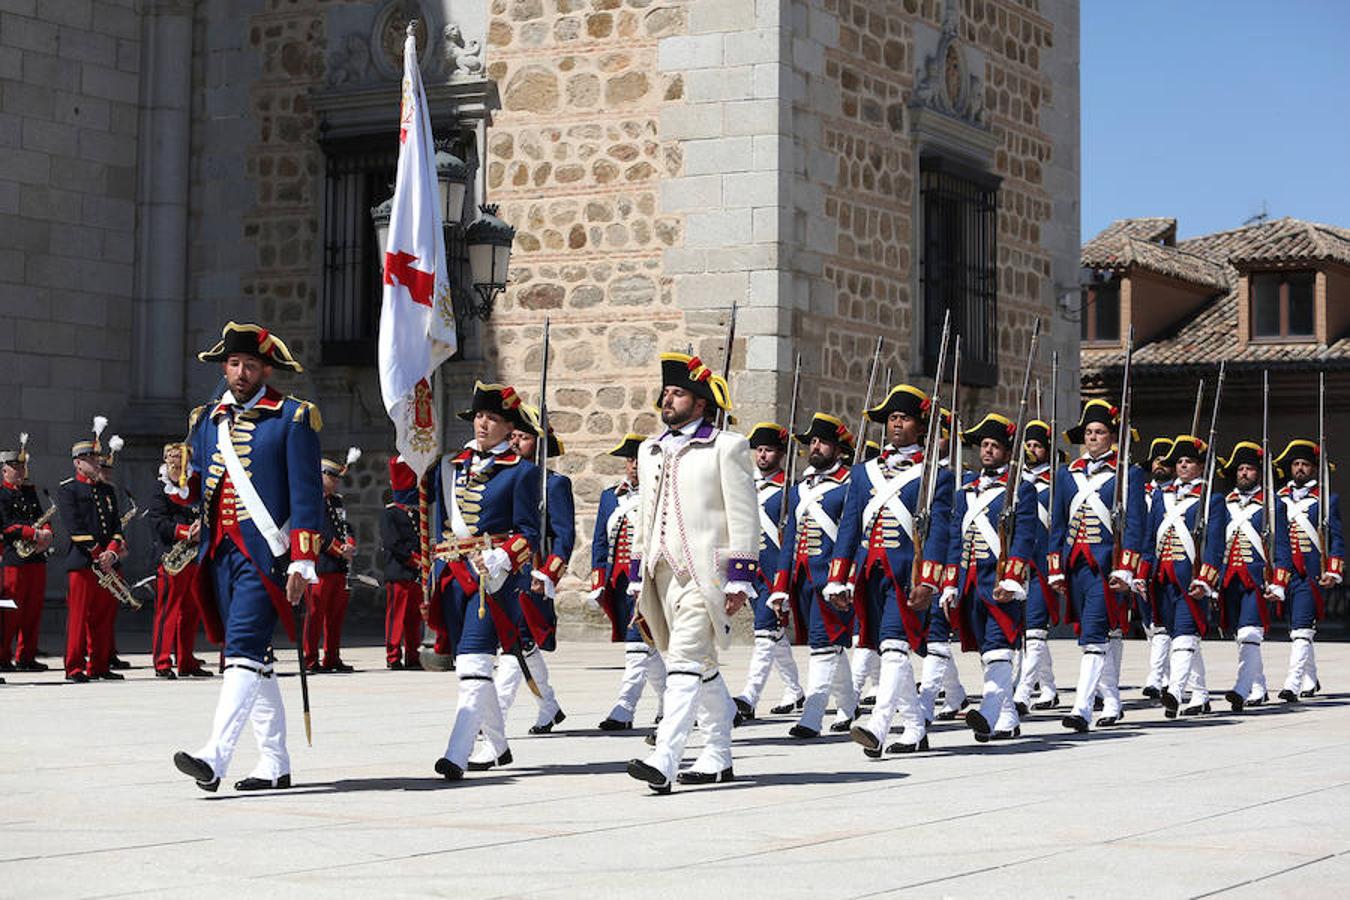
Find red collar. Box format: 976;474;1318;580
2;479;19;490
76;473;96;485
766;469;786;486
212;386;284;419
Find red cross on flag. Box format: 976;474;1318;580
377;24;457;476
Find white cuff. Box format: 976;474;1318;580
768;591;790;612
1047;573;1065;586
1266;584;1286;602
287;560;318;585
823;582;852;601
1109;569;1133;585
482;547;511;593
997;579;1027;602
1326;572;1343;586
725;580;755;598
531;569;557;599
626;581;641;598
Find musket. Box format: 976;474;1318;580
1318;371;1330;555
997;318;1042;570
1261;371;1275;583
778;353;803;535
855;336;885;454
948;337;963;477
1111;326;1136;571
1189;379;1206;438
716;302;738;430
910;310;952;595
1191;360;1227;558
1047;351;1060;541
514;317;551;699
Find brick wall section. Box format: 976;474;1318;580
0;0;141;485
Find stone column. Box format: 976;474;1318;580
130;1;195;436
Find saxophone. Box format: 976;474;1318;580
13;502;57;559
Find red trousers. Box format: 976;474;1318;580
304;573;348;668
152;563;203;673
1;563;46;665
65;569;116;677
385;580;423;664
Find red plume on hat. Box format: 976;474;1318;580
388;454;418;492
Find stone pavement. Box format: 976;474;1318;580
2;638;1348;899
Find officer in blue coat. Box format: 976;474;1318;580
732;422;804;721
1048;399;1146;733
834;385;952;757
1140;435;1222;718
1139;436;1177;701
1269;439;1344;702
431;383;540;781
943;414;1039;742
489;403;571;737
590;434;667;729
1013;419;1061;714
1197;441;1287;711
768;413;854;739
173;322;323;793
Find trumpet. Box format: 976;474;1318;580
161;539;198;575
96;566;142;610
13;501;57;559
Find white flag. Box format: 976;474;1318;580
377;28;458;477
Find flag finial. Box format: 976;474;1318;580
406;19;417;38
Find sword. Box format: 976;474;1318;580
295;600;313;746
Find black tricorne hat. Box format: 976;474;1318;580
197;322;303;372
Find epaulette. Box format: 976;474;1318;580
829;465;851;483
290;397;323;432
188;405;206;429
495;452;521;466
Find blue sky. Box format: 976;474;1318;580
1081;0;1350;239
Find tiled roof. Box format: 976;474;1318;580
1082;217;1350;379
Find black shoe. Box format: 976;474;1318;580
1164;708;1178;719
1160;690;1180;712
15;660;47;672
598;718;633;731
644;732;657;747
387;660;404;670
155;668;177;679
676;766;734;785
66;672;90;683
1299;681;1320;697
935;708;963;721
1030;692;1060;711
529;710;566;735
626;758;671;795
1278;689;1299;704
1096;714;1123;727
434;757;463;781
861;694;876;707
1015;702;1029;717
733;697;755;720
1141;686;1161;700
991;727;1021;740
328;662;355;674
305;664;322;675
1180;702;1211;717
109;655;130;670
403;658;423;671
1061;714;1089;733
1248;692;1268;707
788;724;820;739
0;661;12;672
1224;690;1245;713
850;724;880;755
234;774;292;791
1093;696;1104;712
179;667;214;678
965;709;992;736
828;711;856;733
467;749;513;772
886;735;930;754
97;671;124;681
173;751;218;792
769;697;804;715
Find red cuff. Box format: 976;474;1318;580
21;525;36;541
827;558;850;583
1328;557;1344;577
107;540;126;557
772;569;788;594
291;529;320;562
540;554;566;582
941;564;958;591
1196;563;1219;589
998;557;1029;585
1117;549;1141;574
1136;560;1152;583
916;559;941;588
502;533;532;571
590;568;605;591
325;539;346;559
1046;553;1063;577
174;524;191;541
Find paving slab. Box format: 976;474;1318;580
2;638;1348;899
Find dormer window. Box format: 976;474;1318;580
1250;270;1315;340
1080;276;1121;343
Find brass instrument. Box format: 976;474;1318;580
13;500;57;559
97;566;142;609
161;538;198;575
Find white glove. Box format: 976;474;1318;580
822;582;852;603
939;586;958;612
1131;578;1147;596
1108;568;1133;587
480;547;511;594
585;588;603;612
531;569;557;599
768;591;790;613
1265;584;1286;602
626;580;641;598
725;580;755;599
996;579;1027;602
1325;571;1343;586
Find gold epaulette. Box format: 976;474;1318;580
188;404;207;430
289;397;323;432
